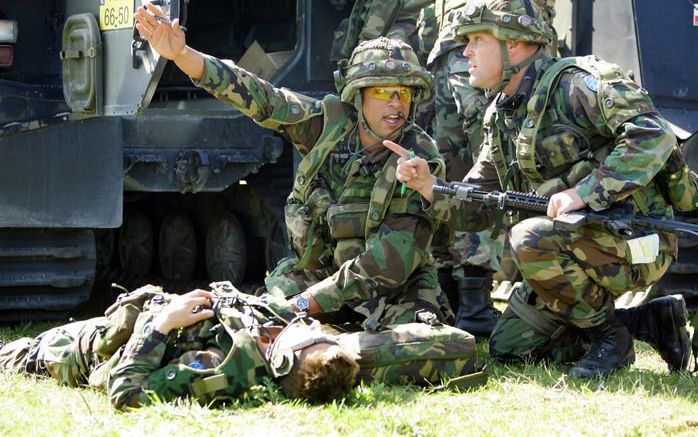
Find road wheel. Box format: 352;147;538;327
159;210;198;281
206;211;246;285
118;209;154;281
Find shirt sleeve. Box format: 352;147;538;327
107;323;169;409
195;55;324;155
551;71;675;211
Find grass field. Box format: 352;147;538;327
1;321;696;436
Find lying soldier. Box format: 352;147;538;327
0;287;358;408
0;282;477;409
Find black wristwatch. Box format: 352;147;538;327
294;295;310;313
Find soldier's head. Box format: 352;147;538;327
452;0;552;94
269;317;358;403
334;37;432;148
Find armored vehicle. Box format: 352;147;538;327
0;0;353;320
554;0;698;310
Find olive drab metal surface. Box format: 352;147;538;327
63;0;176;116
61;13;103;114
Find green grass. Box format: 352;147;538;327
1;322;696;436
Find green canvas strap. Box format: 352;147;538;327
508;285;567;339
516;58;578;188
191;373;228;398
292;96;354;202
483;103;511;191
365;153;400;236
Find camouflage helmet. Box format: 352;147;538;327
334;37;432;106
452;0;552;45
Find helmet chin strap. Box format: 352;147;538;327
486;42;542;98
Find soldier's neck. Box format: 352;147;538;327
358;123;401;154
502;66;529;96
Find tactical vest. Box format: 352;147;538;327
486;55;698;212
102;283;297;404
285;95;407;271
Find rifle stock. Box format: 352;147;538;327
434;182;698;239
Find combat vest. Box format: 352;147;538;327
100;283;298;404
285;95;407;271
486;55;698;212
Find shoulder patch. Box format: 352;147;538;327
583;74;599;93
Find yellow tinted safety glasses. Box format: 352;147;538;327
366;86;413;104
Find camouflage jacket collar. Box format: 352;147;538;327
495;52;554;118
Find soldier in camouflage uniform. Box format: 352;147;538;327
0;286;359;409
422;0;557;340
392;0;692;376
331;0;435;63
134;6;452;330
0;282;479;407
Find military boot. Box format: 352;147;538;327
568;312;635;379
614;294;691;371
437;266;460;313
454;267;501;339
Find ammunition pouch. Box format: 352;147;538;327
95;284;169;357
327;203;369;239
338;322;477;385
285;187;333;271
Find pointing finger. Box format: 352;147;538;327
383;140;410;159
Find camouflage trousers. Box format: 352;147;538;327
489;217;674;361
0;317;113;388
264;257;454;328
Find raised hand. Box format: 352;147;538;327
134;3;185;61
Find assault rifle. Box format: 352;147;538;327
433;182;698;239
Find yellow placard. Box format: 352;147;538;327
99;0;134;30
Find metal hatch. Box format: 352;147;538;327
63;0;180;116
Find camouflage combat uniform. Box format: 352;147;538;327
0;284;479;407
107;297;270;409
427;0;556;283
0;317;115;388
196;39;453;328
331;0;434;62
429;31;678;363
0;285;299;409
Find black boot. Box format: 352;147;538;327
615;295;691;371
454;268;500;339
569;313;635;378
437;266;459;313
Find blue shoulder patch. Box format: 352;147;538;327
188;361;206;370
583;74;599;93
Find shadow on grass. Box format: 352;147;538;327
481;345;698;402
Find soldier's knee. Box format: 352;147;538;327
509;217;554;259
